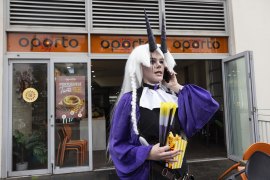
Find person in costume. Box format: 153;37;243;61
109;11;219;180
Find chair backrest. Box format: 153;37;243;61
63;124;72;141
57;127;68;144
245;151;270;180
57;129;64;143
242;142;270;160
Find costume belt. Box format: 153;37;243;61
151;162;194;180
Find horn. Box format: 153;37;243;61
144;9;157;52
161;12;167;53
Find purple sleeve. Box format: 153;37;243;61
109;93;152;178
178;84;219;138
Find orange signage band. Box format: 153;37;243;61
91;35;228;54
7;33;88;52
7;33;228;54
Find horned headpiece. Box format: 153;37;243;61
144;10;175;72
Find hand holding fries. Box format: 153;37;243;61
159;102;187;169
166;132;187;169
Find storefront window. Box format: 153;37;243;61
54;63;89;168
225;57;251;157
12;63;48;171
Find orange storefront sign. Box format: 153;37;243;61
7;33;88;52
91;35;228;54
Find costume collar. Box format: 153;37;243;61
139;87;178;110
143;83;160;91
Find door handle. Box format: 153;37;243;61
50;115;54;127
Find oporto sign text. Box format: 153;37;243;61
18;36;79;50
8;33;88;52
100;38;148;50
172;39;220;51
98;37;225;53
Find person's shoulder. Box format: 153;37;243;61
119;87;144;102
122;91;132;97
122;88;143;97
119;92;132;102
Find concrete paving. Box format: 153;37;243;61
5;159;236;180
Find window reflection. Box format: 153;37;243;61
54;63;89;168
12;63;48;171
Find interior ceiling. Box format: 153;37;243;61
92;60;126;87
91;60;198;87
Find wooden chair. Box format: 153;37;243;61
56;128;84;166
218;142;270;180
63;124;88;165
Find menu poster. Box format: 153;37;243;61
56;76;85;120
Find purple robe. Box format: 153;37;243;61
109;84;219;179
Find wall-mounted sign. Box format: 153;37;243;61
55;76;86;120
22;88;38;103
7;33;88;52
91;35;228;54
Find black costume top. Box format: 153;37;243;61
137;84;188;179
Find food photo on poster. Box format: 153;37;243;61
55;76;85;123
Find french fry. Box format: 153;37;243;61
173;135;181;169
179;139;187;168
178;137;184;168
166;132;174;169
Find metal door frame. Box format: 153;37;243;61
6;56;92;176
7;59;51;177
50;57;92;174
222;51;258;161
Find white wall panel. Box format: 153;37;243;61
0;0;3;176
258;120;270;143
230;0;270;112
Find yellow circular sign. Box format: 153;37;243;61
22;88;39;103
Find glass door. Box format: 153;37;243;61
222;51;257;161
52;59;91;174
8;60;50;176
